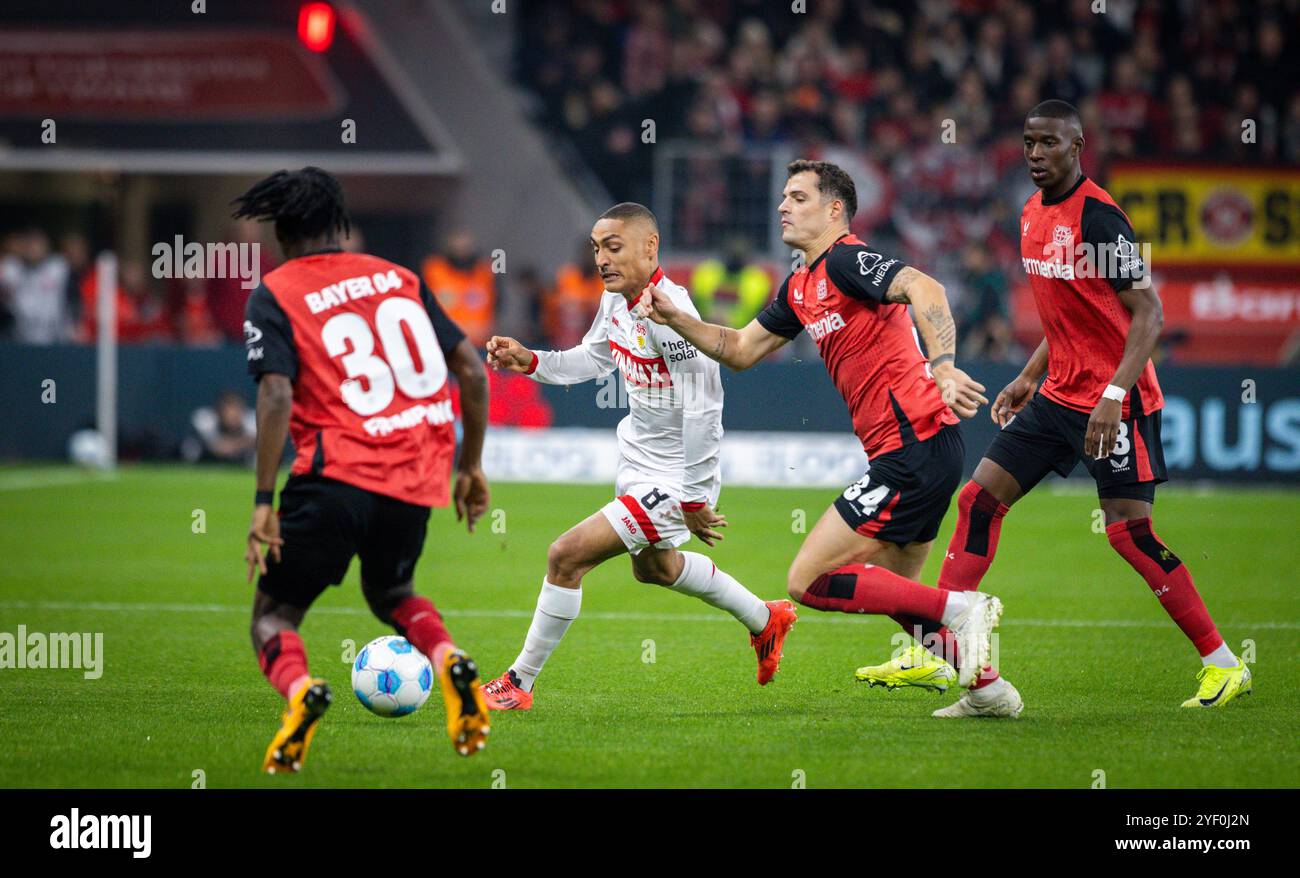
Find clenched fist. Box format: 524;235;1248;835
486;336;535;373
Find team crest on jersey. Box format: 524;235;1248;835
816;278;828;300
634;322;648;348
1053;224;1074;246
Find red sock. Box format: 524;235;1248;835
938;481;1009;591
1106;518;1222;656
391;595;454;663
801;564;948;621
258;630;309;700
933;481;1006;687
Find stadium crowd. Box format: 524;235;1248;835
514;0;1297;360
4;0;1293;367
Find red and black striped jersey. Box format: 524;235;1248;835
1020;175;1164;417
245;249;465;508
758;234;959;459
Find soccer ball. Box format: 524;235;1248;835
351;635;434;717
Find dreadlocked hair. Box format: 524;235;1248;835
231;167;351;244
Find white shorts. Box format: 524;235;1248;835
599;483;692;555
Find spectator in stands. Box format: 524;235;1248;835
421;230;498;348
174;276;221;346
80;258;172;344
958;244;1016;365
545;241;606;349
180;390;257;465
0;227;75;344
690;237;772;329
59;231;92;330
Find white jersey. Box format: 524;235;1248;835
526;268;723;505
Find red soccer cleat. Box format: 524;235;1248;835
751;599;797;685
481;669;534;711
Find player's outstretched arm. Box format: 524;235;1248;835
246;373;291;581
637;284;787;370
885;268;988;418
447;338;490;533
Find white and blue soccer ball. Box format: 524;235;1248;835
351;635;434;717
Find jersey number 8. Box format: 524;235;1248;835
321;297;448;416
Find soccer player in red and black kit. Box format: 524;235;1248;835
864;100;1251;715
639;159;1005;695
235;168;493;772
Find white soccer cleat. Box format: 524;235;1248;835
932;677;1024;718
947;593;1003;688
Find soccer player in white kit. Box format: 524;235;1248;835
480;202;796;710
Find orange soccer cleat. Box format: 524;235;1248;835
751;599;797;685
481;669;534;711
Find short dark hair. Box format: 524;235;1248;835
786;159;857;221
231;167;351;245
598;201;659;233
1026;99;1082;131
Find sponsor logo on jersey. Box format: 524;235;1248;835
244;320;265;361
1022;255;1076;280
662;338;699;363
857;250;899;287
621;515;638;535
304;270;403;315
609;341;671;388
806;310;846;341
1023;220;1030;236
792;283;804;303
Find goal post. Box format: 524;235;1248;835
95;250;117;471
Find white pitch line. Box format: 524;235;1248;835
0;599;1295;630
0;470;118;492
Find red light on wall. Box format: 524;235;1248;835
298;2;336;53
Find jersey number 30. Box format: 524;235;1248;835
321;297;448;416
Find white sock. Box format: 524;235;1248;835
1202;641;1237;668
664;551;770;634
511;578;582;691
939;590;975;627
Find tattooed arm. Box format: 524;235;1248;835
884;267;988;418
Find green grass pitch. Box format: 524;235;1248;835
0;465;1296;788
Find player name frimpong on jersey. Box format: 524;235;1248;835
304;269;405;315
362;398;454;437
1022;238;1151;285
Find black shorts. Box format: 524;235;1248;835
834;425;964;547
257;474;431;608
985;393;1167;503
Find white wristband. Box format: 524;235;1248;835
1102;384;1127;403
